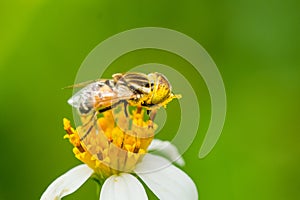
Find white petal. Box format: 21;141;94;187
134;154;198;200
148;139;185;166
100;173;148;200
41;164;93;200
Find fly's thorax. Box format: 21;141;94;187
113;72;152;106
115;72;151;94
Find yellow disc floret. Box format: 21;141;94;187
63;106;156;179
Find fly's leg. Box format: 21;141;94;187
147;109;157;129
97;105;113;113
82;111;97;128
122;100;129;118
97;100;125;114
80;101;125;141
149;109;157;121
80;111;97;140
80;124;94;141
93;114;99;135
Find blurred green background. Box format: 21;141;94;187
1;0;300;199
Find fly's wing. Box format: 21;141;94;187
62;79;103;89
68;79;136;142
68;80;135;115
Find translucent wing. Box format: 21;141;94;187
68;80;136;115
62;79;103;89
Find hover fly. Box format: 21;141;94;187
67;72;180;140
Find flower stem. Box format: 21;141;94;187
91;174;103;199
96;181;101;199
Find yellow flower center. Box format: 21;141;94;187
63;105;156;179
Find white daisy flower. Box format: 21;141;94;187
41;109;198;200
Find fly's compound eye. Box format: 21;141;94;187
151;73;172;104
